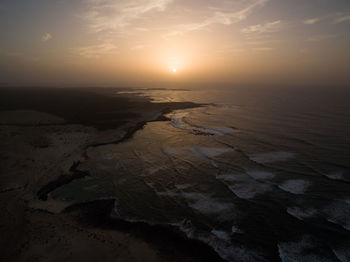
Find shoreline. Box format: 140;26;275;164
64;199;225;262
0;87;224;262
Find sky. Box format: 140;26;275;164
0;0;349;87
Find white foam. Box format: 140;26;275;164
287;207;318;220
170;191;237;219
211;230;231;242
181;192;205;200
247;171;275;180
278;236;336;262
200;234;268;262
158;190;237;222
170;112;236;136
229;183;272;199
211;160;218;168
178;219;195;238
249;152;294;164
157;191;179;198
193;145;232;158
216;174;238;182
231;225;242;234
158;191;206;202
190;197;236;216
325;171;344;180
111;199;121;219
178;218;265;262
323;202;350;231
332;244;350;262
216;173;273;199
278;179;311;194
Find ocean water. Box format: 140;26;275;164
51;86;350;262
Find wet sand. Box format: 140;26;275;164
0;87;225;262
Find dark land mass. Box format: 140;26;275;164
0;87;200;130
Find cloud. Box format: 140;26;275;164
41;33;52;42
241;20;281;34
303;10;350;25
165;0;269;37
303;18;320;25
333;13;350;24
241;20;280;51
307;34;337;42
73;42;117;58
84;0;173;32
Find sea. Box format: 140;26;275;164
50;85;350;262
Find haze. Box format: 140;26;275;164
1;0;350;87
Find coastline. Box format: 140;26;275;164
0;87;224;262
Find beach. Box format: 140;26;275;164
0;87;224;262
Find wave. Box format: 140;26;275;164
332;244;350;262
249;151;294;164
246;170;275;180
216;173;273;199
278;179;311;194
193;145;233;158
162;145;234;169
278;236;337;262
158;190;237;220
323;201;350;231
200;235;269;262
178;220;268;262
170;111;237;136
211;230;231;242
287;206;318;220
189;196;236;219
325;171;346;181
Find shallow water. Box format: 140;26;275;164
52;86;350;261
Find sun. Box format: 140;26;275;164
172;68;177;73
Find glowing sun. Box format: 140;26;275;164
172;68;177;73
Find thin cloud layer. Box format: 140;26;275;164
333;12;350;24
84;0;173;32
307;34;337;42
82;0;269;37
303;18;320;25
41;33;52;42
303;9;350;25
73;42;117;58
165;0;269;37
241;20;281;34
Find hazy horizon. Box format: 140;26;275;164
1;2;350;261
1;0;350;87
